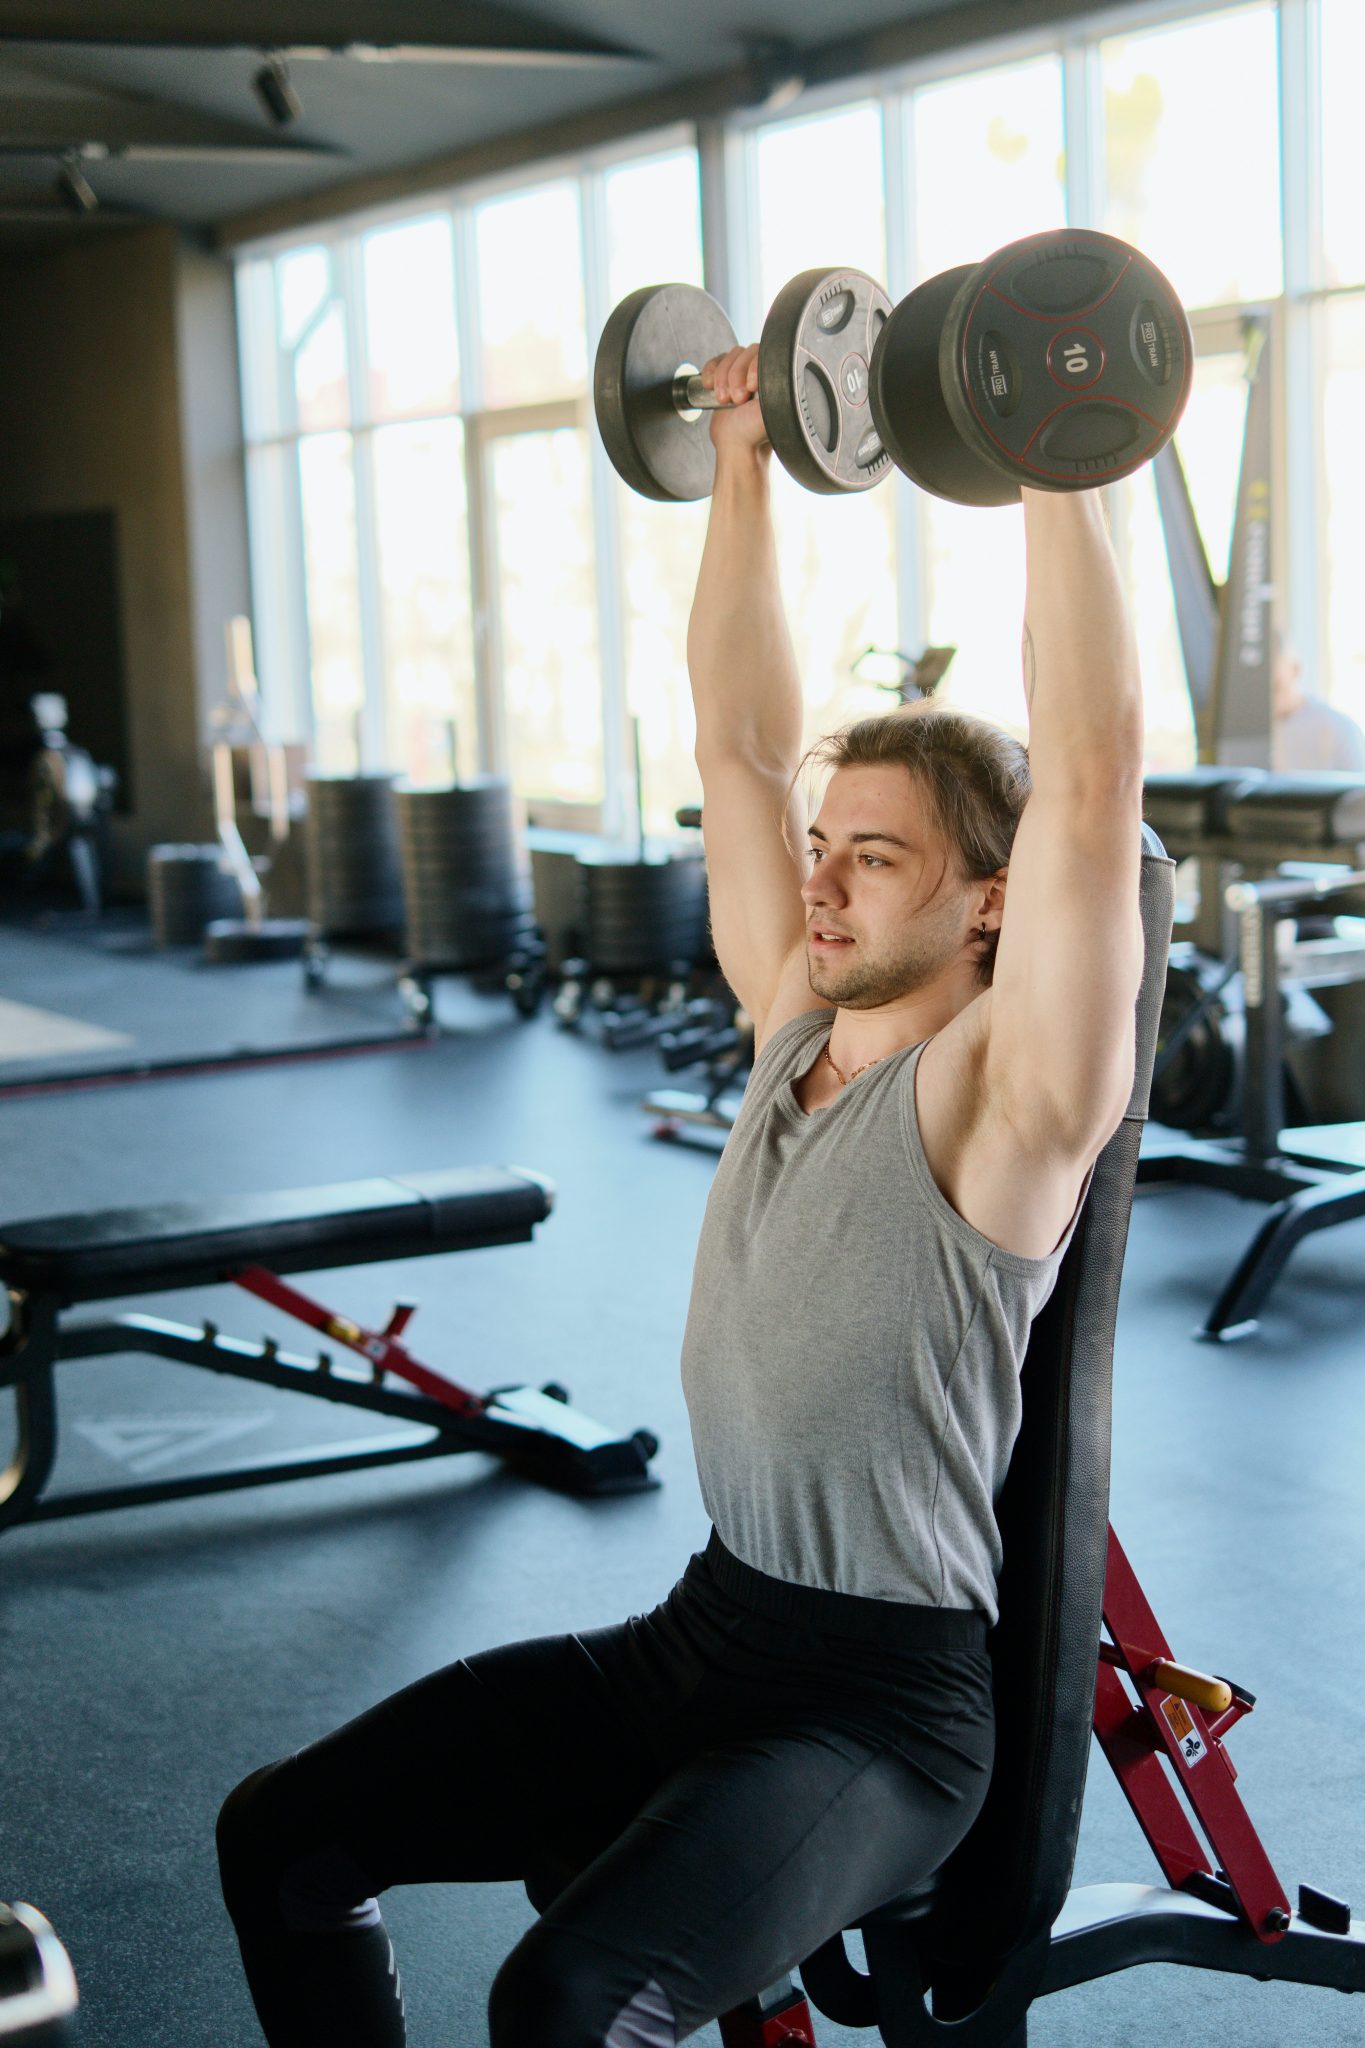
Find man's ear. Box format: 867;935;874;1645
977;868;1008;928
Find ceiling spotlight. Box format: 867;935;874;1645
253;51;303;127
55;155;98;214
745;38;806;114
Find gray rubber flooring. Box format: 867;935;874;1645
1;961;1363;2047
0;918;414;1088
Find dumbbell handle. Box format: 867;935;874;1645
672;372;729;415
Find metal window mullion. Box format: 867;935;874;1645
731;127;764;343
1062;35;1101;229
1279;0;1323;693
582;163;627;843
883;87;924;664
697;118;739;312
452;199;495;774
280;441;312;748
467;415;506;781
339;238;387;770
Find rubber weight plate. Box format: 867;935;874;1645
869;265;1014;507
759;268;894;495
940;228;1193;494
594;283;738;502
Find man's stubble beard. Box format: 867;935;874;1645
807;913;963;1010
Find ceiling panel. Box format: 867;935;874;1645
0;0;1084;250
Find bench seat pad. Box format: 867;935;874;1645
0;1167;553;1305
1142;768;1264;842
1223;773;1365;847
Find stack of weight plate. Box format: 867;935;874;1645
396;777;529;969
530;845;587;970
147;844;241;947
578;852;709;975
303;773;405;940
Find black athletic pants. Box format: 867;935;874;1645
217;1531;994;2046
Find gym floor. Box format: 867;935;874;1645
3;936;1364;2048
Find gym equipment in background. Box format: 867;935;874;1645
646;1001;754;1147
553;853;712;1040
146;841;242;947
0;1901;78;2045
202;617;310;964
1141;768;1365;1338
0;1168;658;1531
10;693;115;916
393;777;547;1024
712;830;1365;2048
1154;311;1273;778
851;642;956;706
301;770;407;970
595;268;893;501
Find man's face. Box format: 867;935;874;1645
799;764;975;1008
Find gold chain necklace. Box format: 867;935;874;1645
823;1042;884;1088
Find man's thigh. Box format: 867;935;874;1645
267;1620;682;1891
520;1724;987;2039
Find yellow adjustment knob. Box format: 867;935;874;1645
1148;1660;1233;1715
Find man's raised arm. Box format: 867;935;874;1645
984;489;1147;1157
686;348;811;1030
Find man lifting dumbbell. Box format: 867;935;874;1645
216;232;1189;2048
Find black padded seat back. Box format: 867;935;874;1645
904;828;1174;2006
1221;770;1365;849
1141;765;1263;846
0;1167;553;1305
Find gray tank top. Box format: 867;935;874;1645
680;1008;1083;1621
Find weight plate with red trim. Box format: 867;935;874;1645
938;228;1193;495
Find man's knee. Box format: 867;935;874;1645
216;1761;288;1901
489;1921;677;2048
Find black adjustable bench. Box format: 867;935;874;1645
0;1166;658;1531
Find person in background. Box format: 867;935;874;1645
1273;631;1365;774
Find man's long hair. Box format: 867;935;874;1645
798;707;1032;986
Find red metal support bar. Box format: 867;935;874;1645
718;1989;817;2047
1100;1525;1292;1941
230;1265;485;1418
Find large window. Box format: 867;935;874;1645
1099;4;1282;311
235;3;1365;833
236;140;700;825
909;56;1065;284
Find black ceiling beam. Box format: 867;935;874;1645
0;1;647;62
0;93;339;157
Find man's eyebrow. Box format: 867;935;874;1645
807;826;914;850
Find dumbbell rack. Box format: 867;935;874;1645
1139;864;1365;1338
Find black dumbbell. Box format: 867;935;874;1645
594;268;893;502
869;227;1193;505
